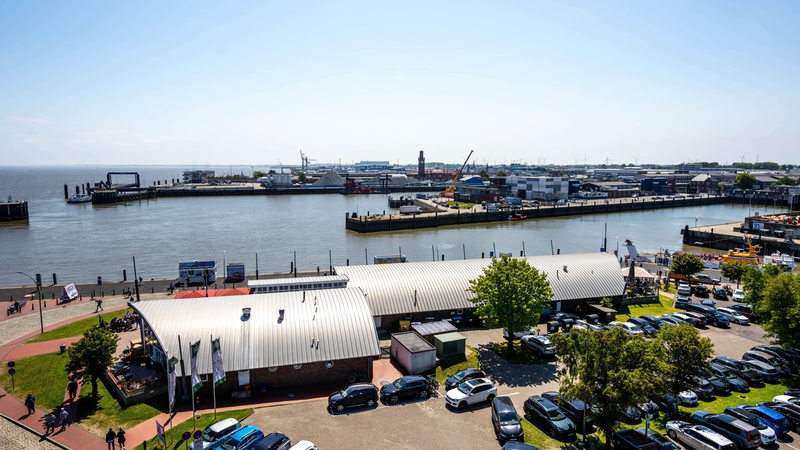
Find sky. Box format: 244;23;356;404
1;1;799;167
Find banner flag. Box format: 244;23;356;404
156;420;165;444
167;356;178;410
211;338;226;386
190;340;203;393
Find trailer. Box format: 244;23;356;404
178;260;216;286
399;205;422;215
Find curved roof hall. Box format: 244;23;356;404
334;252;625;317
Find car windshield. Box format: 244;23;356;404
457;383;473;394
219;438;240;450
547;408;566;421
498;411;519;425
202;430;216;442
452;371;467;381
394;379;407;388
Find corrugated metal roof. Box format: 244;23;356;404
132;288;380;377
334;253;625;317
247;275;349;288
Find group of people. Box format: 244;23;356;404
105;427;127;450
43;406;70;434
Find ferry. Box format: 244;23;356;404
66;194;92;203
721;236;761;264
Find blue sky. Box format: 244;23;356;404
1;1;798;167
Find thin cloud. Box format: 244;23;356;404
7;116;51;125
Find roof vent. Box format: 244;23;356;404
242;307;251;319
278;309;285;323
563;265;568;272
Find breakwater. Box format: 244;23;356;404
346;195;731;233
0;201;29;222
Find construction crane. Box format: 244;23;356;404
442;149;474;198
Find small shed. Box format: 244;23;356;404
390;331;436;375
411;320;458;344
433;332;466;357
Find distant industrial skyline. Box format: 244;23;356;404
2;1;798;166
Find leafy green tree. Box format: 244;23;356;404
479;169;490;179
497;170;508;177
552;328;663;449
772;176;797;187
735;173;757;190
652;324;713;415
720;261;749;287
742;266;767;308
754;162;780;170
253;170;267;178
670;253;705;278
600;297;613;308
468;255;553;352
297;171;307;182
65;326;119;399
758;273;800;348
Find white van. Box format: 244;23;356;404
201;418;242;449
289;441;318;450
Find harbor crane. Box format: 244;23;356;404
442;149;474;198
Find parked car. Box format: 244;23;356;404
202;418;243;449
541;391;594;434
754;346;800;373
380;375;432;404
633;427;680;450
608;321;644;336
742;351;791;378
712;287;728;300
691;376;714;400
693;285;710;298
523;395;577;440
287;441;317;450
695;274;720;284
739;359;780;383
722;406;777;445
708;363;750;392
445;377;497;410
675;295;691;309
710;356;765;387
756;401;800;432
689;410;761;449
609;429;659;450
502;443;541;450
730;304;759;323
491;396;524;443
677;284;692;296
681;311;709;327
639;315;665;330
773;395;800;406
701;368;731;396
732;289;746;302
716;307;749;325
678;390;699;406
328;383;378;412
627;317;658;336
659;315;684;326
520;335;556;357
665;421;735;450
736;405;791;435
700;298;716;307
252;432;292;450
212;425;265;450
672;312;703;327
444;368;486;391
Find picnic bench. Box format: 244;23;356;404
6;298;28;315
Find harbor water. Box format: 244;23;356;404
0;166;784;287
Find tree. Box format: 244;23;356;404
552;328;663;449
758;273;800;348
720;261;749;287
468;255;553;352
479;169;490;179
65;326;119;399
297;171;307;182
670;253;705;278
743;264;782;311
651;324;713;415
252;170;267;179
772;176;797;187
735;173;757;190
497;170;508;177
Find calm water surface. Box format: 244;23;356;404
0;166;783;287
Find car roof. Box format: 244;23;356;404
230;425;260;439
493;395;517;410
464;377;491;388
206;418;239;433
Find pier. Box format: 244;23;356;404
682;219;800;259
0;201;28;223
346;195;732;233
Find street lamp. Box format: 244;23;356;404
17;272;44;334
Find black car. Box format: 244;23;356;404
380;375;431;404
252;432;292;450
752;346;800;373
639;315;665;330
702;368;731;396
541;391;593;434
712;287;728;300
694;285;710;298
710;356;765;387
328;383;379;412
492;396;524;443
610;429;659;450
523;395;577;441
742;351;792;378
709;363;750;392
445;368;486;391
633;427;680;450
691;376;714;400
628;317;658;336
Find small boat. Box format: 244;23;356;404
721;236;761;264
67;194;92;203
764;252;797;270
508;213;527;221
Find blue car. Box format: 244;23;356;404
737;405;791;436
213;425;264;450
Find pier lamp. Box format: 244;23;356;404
17;271;44;334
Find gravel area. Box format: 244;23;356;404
0;416;62;450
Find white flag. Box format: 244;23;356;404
190;340;203;394
212;338;226;386
167;356;178;410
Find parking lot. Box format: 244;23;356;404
243;321;800;450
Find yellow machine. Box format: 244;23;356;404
441;150;474;198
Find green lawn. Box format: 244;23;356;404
132;408;253;450
28;309;131;343
617;295;677;319
434;347;480;385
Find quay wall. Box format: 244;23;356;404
345;196;728;233
682;226;800;258
0;201;28;222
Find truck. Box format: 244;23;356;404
399;205;422;215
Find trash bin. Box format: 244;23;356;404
560;318;574;332
59;344;66;354
547;321;560;334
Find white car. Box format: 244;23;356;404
717;307;749;325
666;420;735;450
773;395;800;406
608;321;644;336
677;284;692;296
732;289;746;302
445;377;497;410
678;390;698;406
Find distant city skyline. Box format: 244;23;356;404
2;1;798;167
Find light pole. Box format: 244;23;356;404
17;272;44;334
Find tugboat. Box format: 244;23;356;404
721;235;761;264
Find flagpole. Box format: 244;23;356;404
211;334;217;420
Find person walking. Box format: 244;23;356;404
24;394;36;414
105;428;117;450
44;412;56;435
95;298;103;312
67;378;78;401
59;407;69;431
116;427;126;450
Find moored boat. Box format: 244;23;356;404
721;235;761;264
66;194;92;203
